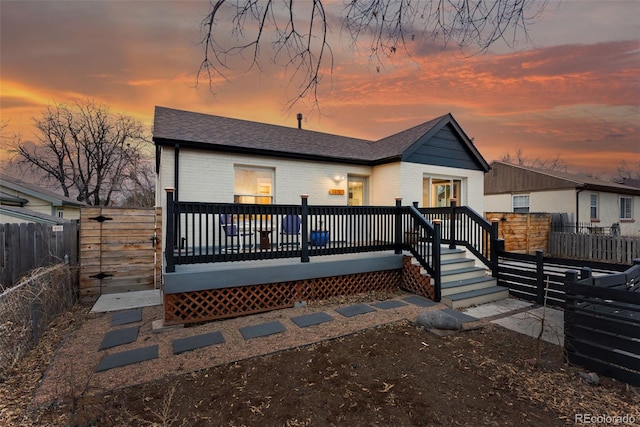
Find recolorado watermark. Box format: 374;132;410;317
575;413;636;425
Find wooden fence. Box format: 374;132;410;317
0;221;78;289
549;232;640;264
497;250;629;308
486;212;551;254
564;262;640;386
79;207;161;300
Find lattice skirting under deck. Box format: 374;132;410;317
164;256;433;325
400;256;435;300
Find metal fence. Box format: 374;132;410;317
564;262;640;386
497;250;629;308
551;220;619;236
0;264;77;379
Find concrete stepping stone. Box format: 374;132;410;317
240;321;286;340
291;312;334;328
99;326;139;350
404;295;438;307
335;303;375;318
372;300;409;310
111;308;142;326
96;345;158;372
441;308;477;324
172;331;225;355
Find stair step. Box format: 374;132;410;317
441;276;497;296
440;257;476;272
411;247;466;261
442;286;510;309
440;266;488;282
440;248;466;260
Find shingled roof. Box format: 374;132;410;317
487;161;640;196
0;173;85;207
153;106;489;170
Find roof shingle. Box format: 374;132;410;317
153;106;448;163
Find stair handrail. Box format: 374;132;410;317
456;206;499;275
405;205;442;302
419;204;500;277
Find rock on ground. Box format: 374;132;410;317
416;310;462;330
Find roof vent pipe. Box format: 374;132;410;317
297;113;303;129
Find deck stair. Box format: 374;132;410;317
412;247;508;309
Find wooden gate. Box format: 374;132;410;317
79;207;162;300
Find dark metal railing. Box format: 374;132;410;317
164;192;504;303
165;191;400;268
419;200;500;275
401;203;442;301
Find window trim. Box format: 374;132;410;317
347;175;369;206
233;165;275;204
589;193;598;221
620;196;633;220
422;176;463;208
512;194;530;213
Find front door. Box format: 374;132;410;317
348;176;368;206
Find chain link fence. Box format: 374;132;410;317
0;264;78;380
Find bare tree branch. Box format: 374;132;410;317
500;147;568;172
198;0;547;109
11;101;151;206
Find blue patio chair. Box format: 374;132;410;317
280;215;302;248
220;214;252;252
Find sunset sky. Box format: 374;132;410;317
1;0;639;178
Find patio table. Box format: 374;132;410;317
256;229;272;249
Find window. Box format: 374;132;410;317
620;197;633;220
512;195;530;213
234;166;274;204
590;194;598;220
422;177;462;207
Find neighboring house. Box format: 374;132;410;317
0;173;84;222
0;205;69;225
153;106;490;216
484;161;640;236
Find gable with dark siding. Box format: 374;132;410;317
402;124;485;171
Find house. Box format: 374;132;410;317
153;106;490;211
484;161;640;236
0;205;70;225
0;174;84;223
152;107;507;324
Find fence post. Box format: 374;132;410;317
165;188;175;273
490;217;503;278
301;194;309;263
564;269;580;347
449;198;457;249
535;249;545;305
580;267;592;280
395;198;403;254
433;220;442;302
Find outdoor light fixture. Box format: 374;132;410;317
333;175;345;184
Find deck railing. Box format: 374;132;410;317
418;200;500;275
164;191;501;302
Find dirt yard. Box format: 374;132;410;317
2;303;638;427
